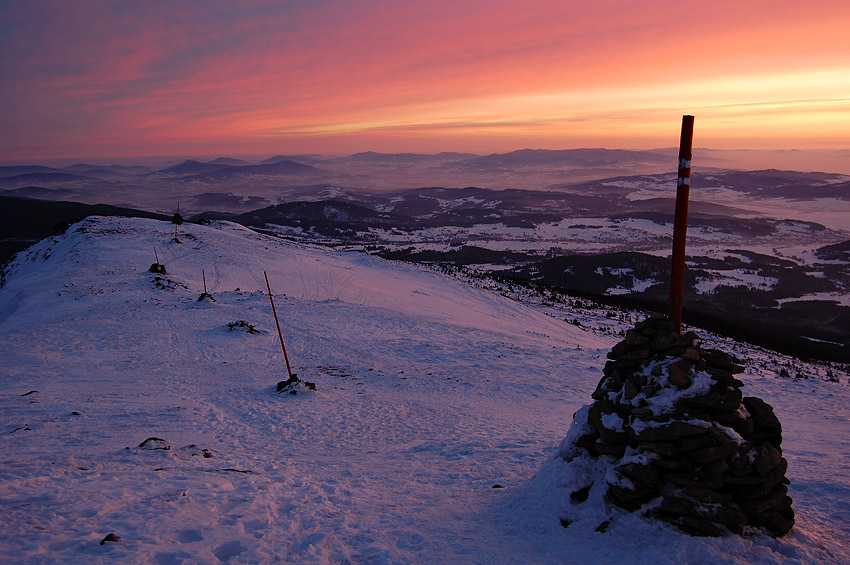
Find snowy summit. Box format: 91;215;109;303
0;216;848;563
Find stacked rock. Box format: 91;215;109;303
569;313;794;537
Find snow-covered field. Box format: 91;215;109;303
1;217;848;563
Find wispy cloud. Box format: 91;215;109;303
2;1;849;158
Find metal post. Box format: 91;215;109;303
264;271;294;378
669;115;694;333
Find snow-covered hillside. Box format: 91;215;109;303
1;217;847;563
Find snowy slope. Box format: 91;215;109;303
0;217;848;563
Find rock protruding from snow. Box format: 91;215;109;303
563;314;794;538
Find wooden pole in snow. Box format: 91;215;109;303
154;247;160;264
202;270;208;294
264;271;294;378
669;115;695;333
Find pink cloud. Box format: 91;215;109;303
2;1;849;159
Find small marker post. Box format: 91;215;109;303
154;247;160;264
202;270;208;294
264;271;293;379
669;115;695;333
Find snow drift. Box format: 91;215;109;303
0;217;847;563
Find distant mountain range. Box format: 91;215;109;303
2;161;849;363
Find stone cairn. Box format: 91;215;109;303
569;314;794;537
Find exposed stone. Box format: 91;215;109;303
683;486;733;505
561;315;794;538
743;397;783;443
633;421;708;442
753;443;783;476
678;387;722;409
676;435;713;452
681;347;701;361
653;458;695;472
570;486;591;503
625;330;651;346
666;360;692;388
677;516;725;537
622;348;651;361
617;462;661;488
702;459;730;476
641;441;679;458
685;443;739;464
650;331;689;351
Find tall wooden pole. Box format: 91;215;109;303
264;271;294;378
669;115;694;333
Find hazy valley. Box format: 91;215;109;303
2;149;849;361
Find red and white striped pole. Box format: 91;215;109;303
669;115;694;334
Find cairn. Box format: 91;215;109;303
568;313;794;537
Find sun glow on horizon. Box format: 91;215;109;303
1;1;848;160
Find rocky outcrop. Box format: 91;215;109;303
564;314;794;537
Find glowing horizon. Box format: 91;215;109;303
1;1;848;162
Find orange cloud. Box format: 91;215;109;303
1;1;848;160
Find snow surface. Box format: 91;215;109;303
1;216;848;563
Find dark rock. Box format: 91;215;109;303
596;441;628;457
753;443;783;476
573;433;599;456
561;316;793;539
623;378;640;401
625;330;650;346
737;484;790;515
729;417;755;437
678;387;722;410
276;375;299;392
667;360;692;388
704;506;748;533
622;348;651;361
617;462;660;488
100;533;121;545
138;437;170;450
677;516;725;537
608;341;630;359
663;471;721;491
686;442;739;464
705;367;735;387
607;484;656;510
744;397;782;441
633;421;709;442
758;509;795;537
645;315;677;331
653;458;696;472
701;348;737;372
677;435;714;452
731;476;781;498
684;486;733;505
642;441;679;458
657;495;694;517
702;459;730;476
714;388;743;412
650;331;689;351
570;485;591;503
595;520;610;533
712;410;743;424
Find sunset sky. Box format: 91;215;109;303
1;0;848;161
